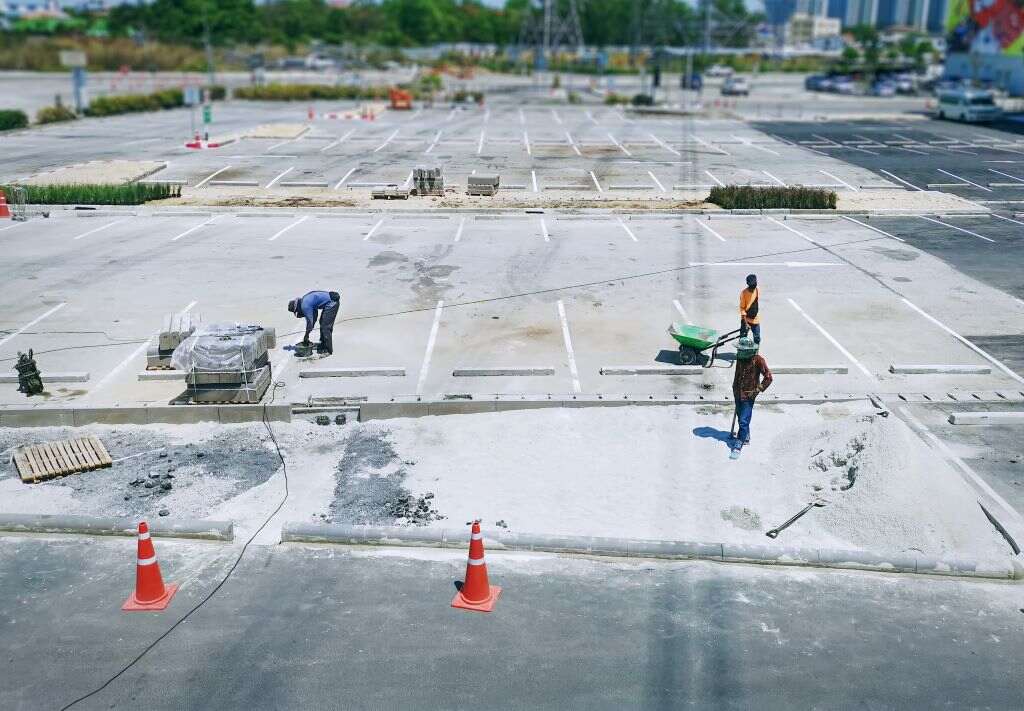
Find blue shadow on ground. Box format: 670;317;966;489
692;426;734;448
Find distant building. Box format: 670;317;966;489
925;0;946;33
945;0;1024;96
785;12;842;47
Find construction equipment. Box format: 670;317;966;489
668;322;743;367
15;350;43;396
389;88;413;110
467;173;500;196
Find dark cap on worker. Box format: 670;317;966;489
287;298;299;315
746;274;757;288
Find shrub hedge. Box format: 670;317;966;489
708;185;837;210
36;105;77;124
233;83;396;101
83;86;225;117
0;182;181;205
0;109;29;131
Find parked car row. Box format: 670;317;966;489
805;72;918;97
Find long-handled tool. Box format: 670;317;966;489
765;499;827;539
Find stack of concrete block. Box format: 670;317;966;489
412;166;444;196
371;186;410;200
183;325;276;404
467;173;500;196
147;312;196;370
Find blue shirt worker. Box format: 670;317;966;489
287;290;340;355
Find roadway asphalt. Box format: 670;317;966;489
2;535;1022;711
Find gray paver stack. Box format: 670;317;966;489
172;324;276;404
467;173;500;196
412;165;444;196
147;312;196;370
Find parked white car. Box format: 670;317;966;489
706;64;734;77
935;89;1002;123
721;76;750;96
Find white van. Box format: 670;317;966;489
935;89;1002;123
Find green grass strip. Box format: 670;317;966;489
0;182;181;205
709;185;837;210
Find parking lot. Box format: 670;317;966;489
2;208;1021;408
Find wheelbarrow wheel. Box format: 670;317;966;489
678;346;699;366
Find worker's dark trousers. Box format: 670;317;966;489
319;299;339;354
739;320;761;344
736;399;755;444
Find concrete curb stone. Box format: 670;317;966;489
280;523;1018;580
0;513;233;541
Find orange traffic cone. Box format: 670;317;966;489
122;521;178;611
308;105;315;121
0;190;10;219
452;520;500;613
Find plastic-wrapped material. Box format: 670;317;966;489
171;324;268;373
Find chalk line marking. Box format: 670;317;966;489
416;300;444;396
557;300;581;393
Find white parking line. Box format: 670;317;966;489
992;213;1024;227
89;340;150;398
193;165;232;188
766;216;817;245
820;170;857;191
650;133;682;156
363;218;384;241
551;109;563;125
895;145;929;156
0;302;66;349
518;108;526;126
532;170;539;193
72;218;129;241
333;167;357;190
171;214;222;242
454;216;466;242
689;133;727;156
988;168;1024;183
901;298;1023;384
616;217;637;242
267;135;301;151
734;135;780;156
589;171;603;192
879;169;923;191
695;219;726;242
265;166;294;189
841;215;905;242
320;128;355;153
446;108;457;122
897;405;1024;529
918;215;995;243
477;128;486;155
557;300;581;394
424;130;442;154
788;298;874;379
268;215;309;242
403;170;413;188
937;168;992;192
762;170;786;186
373;129;399;153
607;133;631;156
825;133;879;155
672;299;690;323
483;109;490;124
416;300;444;396
566;131;582;156
540;218;550;242
0;221;25;232
704;169;725;187
648;171;666;193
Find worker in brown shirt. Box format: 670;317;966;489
732;337;773;451
739;274;761;344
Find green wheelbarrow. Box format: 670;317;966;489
668;322;743;366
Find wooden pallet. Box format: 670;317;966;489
13;436;112;484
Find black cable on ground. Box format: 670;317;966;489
58;382;290;711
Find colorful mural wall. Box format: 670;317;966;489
947;0;1024;55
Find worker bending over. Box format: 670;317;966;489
739;273;761;344
732;337;773;452
287;290;340;356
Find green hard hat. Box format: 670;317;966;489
736;337;759;360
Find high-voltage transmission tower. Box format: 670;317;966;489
518;0;585;69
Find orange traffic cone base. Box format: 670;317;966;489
122;582;178;612
451;584;501;613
